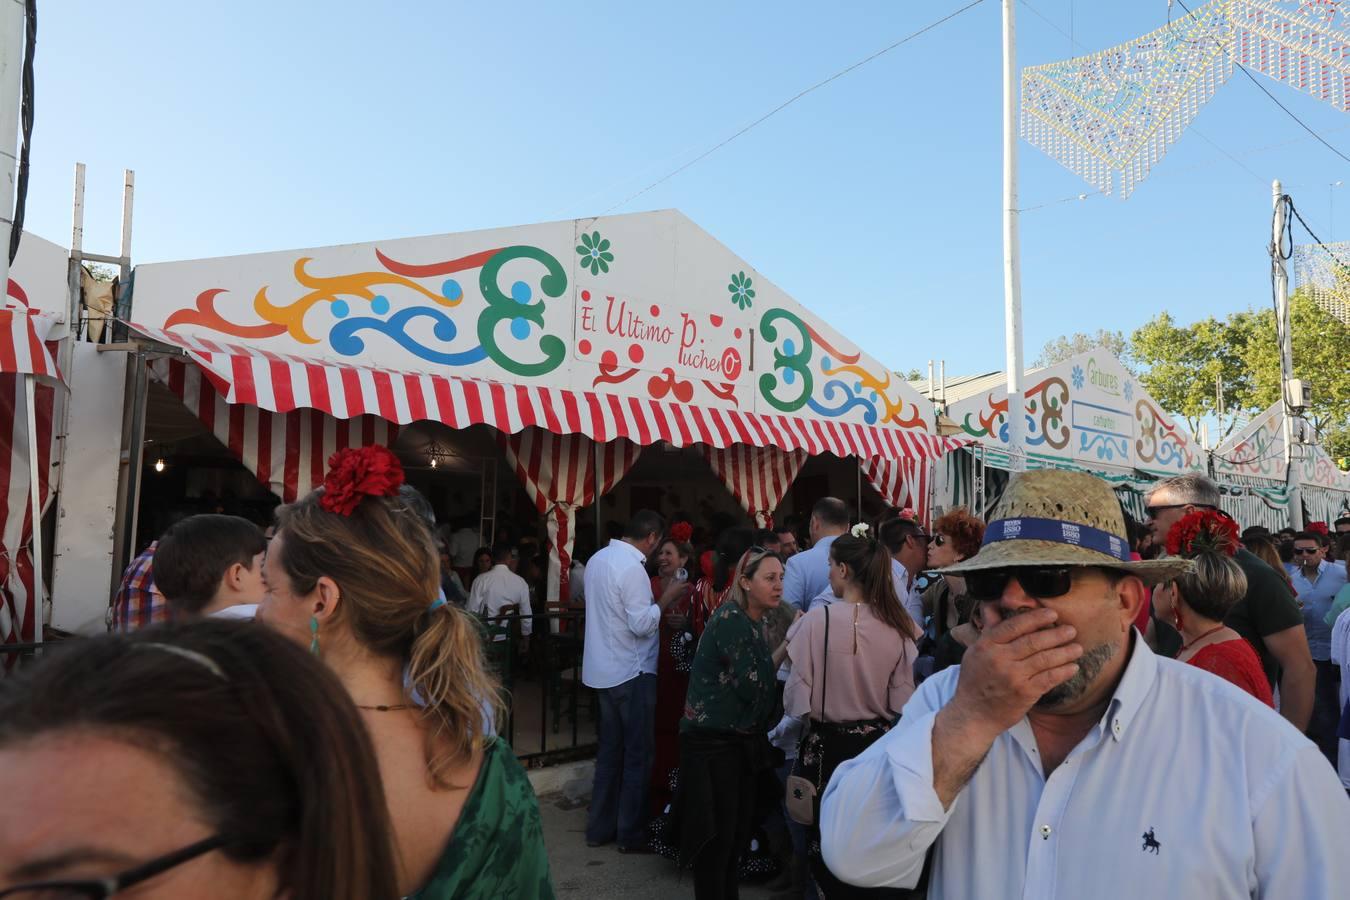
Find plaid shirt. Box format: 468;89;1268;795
111;542;171;632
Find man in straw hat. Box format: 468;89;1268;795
819;470;1350;898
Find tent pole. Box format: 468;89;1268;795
24;374;42;646
1002;0;1026;473
1271;180;1303;530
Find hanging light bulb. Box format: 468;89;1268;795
430;457;438;468
154;458;166;473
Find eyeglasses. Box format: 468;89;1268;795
1293;547;1321;555
1143;503;1218;520
0;835;229;899
929;534;948;547
907;531;929;544
965;567;1079;602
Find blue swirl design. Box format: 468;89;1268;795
330;306;488;366
807;380;879;424
1080;432;1128;461
1155;437;1186;468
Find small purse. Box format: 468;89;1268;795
785;605;829;826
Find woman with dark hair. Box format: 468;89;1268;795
1156;510;1273;706
0;619;399;899
674;547;785;899
470;546;494;588
785;526;920;898
650;523;700;817
258;446;553;899
919;507;985;673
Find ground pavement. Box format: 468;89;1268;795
537;764;781;899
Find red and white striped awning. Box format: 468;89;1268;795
0;309;62;384
128;323;965;461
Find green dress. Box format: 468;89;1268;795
680;600;780;734
408;737;556;899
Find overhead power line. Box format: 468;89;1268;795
592;0;989;217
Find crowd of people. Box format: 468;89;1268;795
579;472;1350;899
2;453;1349;898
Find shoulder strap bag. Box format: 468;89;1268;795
785;605;829;825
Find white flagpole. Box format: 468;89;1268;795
1002;0;1026;472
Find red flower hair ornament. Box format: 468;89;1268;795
319;445;405;516
1307;521;1329;537
1164;509;1240;558
669;521;694;544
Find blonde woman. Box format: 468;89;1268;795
673;547;784;899
259;446;553;899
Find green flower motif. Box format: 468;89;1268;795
576;231;614;275
728;271;755;310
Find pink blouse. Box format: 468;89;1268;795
784;602;917;722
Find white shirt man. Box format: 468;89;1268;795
582;539;662;688
449;524;481;569
822;636;1350;897
467;558;532;642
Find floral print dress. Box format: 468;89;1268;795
681;600;780;734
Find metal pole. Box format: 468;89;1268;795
1271;180;1303;530
24;373;42;644
1002;0;1026;472
0;0;25;293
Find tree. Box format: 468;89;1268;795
1033;329;1132;370
1130;296;1350;460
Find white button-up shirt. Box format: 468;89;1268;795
582;539;660;689
467;564;532;640
890;558;924;627
820;635;1350;898
783;534;838;610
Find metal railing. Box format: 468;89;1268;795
476;609;597;766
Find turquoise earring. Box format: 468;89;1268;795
309;615;320;657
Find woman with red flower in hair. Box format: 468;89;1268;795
258;446;554;898
1155;510;1274;706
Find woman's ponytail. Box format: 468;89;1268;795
407;603;504;788
831;530;918;639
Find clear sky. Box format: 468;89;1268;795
21;1;1350;378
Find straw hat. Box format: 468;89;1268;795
939;470;1192;585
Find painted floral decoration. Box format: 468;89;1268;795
1071;364;1085;390
728;271;755;310
577;231;614;275
320;445;405;516
1164;509;1239;558
1123;380;1135;402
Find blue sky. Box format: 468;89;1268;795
23;2;1350;377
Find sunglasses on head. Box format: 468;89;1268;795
965;567;1079;602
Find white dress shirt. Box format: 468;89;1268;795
467;564;532;640
820;635;1350;898
582;539;660;689
208;603;257;620
890;558;924;627
1332;607;1350;789
449;527;480;568
783;534;838;610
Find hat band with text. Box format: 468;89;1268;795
982;516;1131;563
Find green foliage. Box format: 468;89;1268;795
1033;329;1132;370
1130;296;1350;459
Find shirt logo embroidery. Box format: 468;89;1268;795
1142;828;1161;855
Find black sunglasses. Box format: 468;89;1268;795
1293;547;1321;555
965;567;1078;602
1144;502;1217;520
929;534;948;547
0;835;229;899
